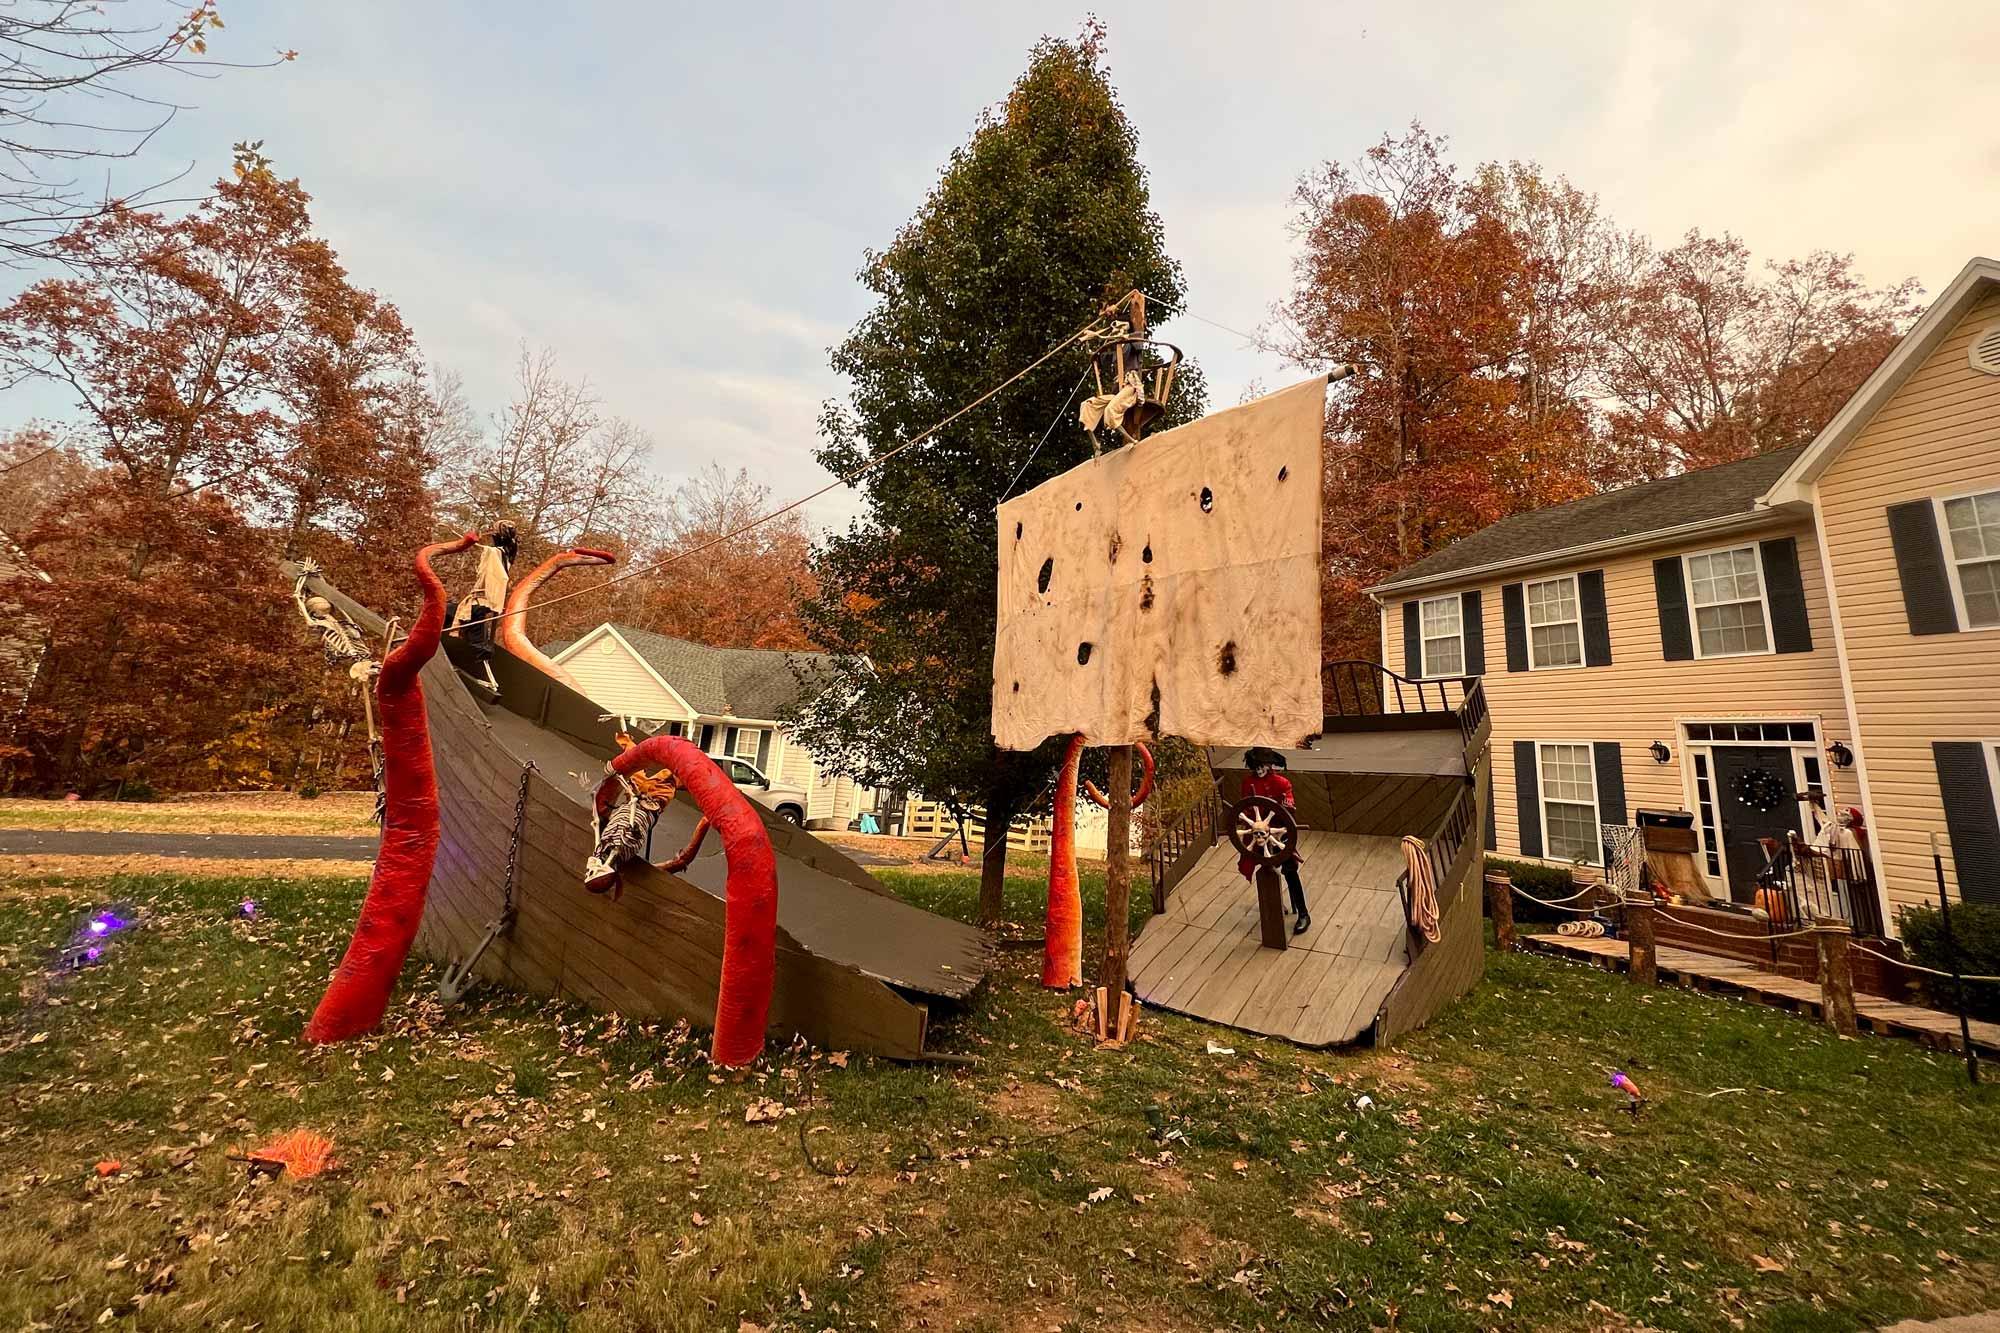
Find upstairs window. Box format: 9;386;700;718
1525;575;1584;668
1419;595;1463;677
1685;545;1770;657
1941;489;2000;629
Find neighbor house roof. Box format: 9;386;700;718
1370;445;1810;595
1761;255;2000;505
546;624;838;722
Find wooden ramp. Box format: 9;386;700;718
1128;831;1411;1046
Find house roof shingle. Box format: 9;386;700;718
1373;444;1810;592
547;624;840;721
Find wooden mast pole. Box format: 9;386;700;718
1097;291;1145;1031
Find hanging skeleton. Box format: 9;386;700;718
584;770;668;897
292;562;371;669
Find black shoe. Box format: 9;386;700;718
1292;912;1311;936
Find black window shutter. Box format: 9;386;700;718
1887;501;1961;635
1461;590;1485;675
1514;740;1542;857
756;729;772;772
1934;742;2000;906
1653;557;1694;660
1593;742;1627;831
723;725;739;757
1403;601;1421;677
1760;537;1813;653
1579;570;1613;666
1502;583;1528;672
1485;781;1497;851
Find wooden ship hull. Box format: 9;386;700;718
1131;665;1491;1047
292;564;991;1060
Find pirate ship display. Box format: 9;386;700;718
287;551;989;1063
995;303;1491;1047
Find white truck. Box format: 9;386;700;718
713;754;808;826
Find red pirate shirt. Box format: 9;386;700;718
1237;769;1297;877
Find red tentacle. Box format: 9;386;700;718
306;532;479;1044
663;817;712;873
1043;734;1085;988
1083;741;1154;811
500;546;617;687
597;736;776;1066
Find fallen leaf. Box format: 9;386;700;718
1487;1289;1514;1309
1445;1211;1467;1225
827;1052;849;1068
745;1098;786;1124
1752;1255;1786;1274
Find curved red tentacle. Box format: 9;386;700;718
1083;741;1154;811
306;532;479;1044
500;546;618;687
663;817;712;873
1043;734;1086;988
597;737;776;1066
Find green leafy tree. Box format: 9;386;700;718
795;24;1205;927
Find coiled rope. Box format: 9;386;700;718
1400;835;1441;943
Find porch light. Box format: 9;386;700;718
1826;740;1854;769
1648;741;1671;764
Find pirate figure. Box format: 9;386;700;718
1239;746;1309;935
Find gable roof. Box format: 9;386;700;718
546;623;839;722
1371;444;1809;595
1761;255;2000;505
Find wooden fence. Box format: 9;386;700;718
899;800;1054;853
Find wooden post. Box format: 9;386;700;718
1624;893;1657;986
1254;865;1288;949
1100;743;1135;1003
1486;871;1516;953
1815;918;1859;1037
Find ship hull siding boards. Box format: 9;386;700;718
1372;256;2000;931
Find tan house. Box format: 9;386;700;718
1370;256;2000;932
546;624;874;830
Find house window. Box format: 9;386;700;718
1525;575;1583;668
1940;489;2000;629
1419;595;1463;677
1684;545;1771;657
1538;742;1600;864
735;728;761;760
1692;752;1721;876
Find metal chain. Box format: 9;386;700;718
502;760;535;915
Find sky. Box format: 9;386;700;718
8;1;1999;531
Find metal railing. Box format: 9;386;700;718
1763;842;1885;939
1322;659;1475;720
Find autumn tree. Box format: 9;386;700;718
0;146;440;792
794;25;1203;927
1596;231;1921;472
1275;126;1550;660
446;344;662;565
599;464;817;651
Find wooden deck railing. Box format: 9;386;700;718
1147;791;1221;913
1396;776;1481;950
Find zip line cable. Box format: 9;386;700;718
440;291;1139;637
995;364;1093;508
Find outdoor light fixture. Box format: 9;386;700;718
1826;740;1854;769
1648;740;1671;764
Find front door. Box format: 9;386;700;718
1711;746;1800;902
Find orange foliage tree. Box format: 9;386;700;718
0;146;448;793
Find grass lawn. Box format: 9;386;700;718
0;795;376;838
2;863;1998;1332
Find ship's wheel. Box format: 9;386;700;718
1227;795;1297;867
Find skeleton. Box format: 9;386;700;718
291;561;393;825
584;770;669;897
292;561;371;668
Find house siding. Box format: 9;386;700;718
1380;519;1854;886
556;632;693;725
1814;292;2000;921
